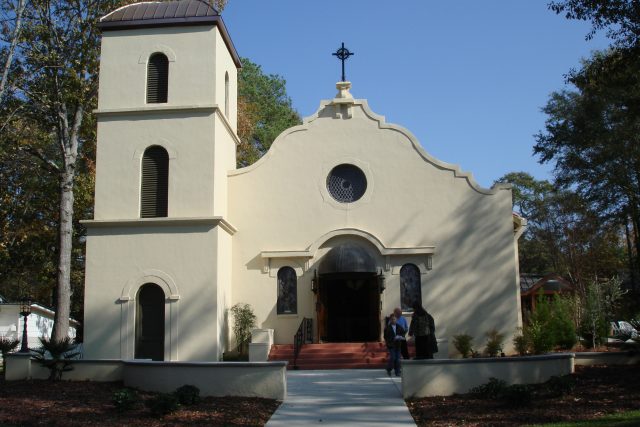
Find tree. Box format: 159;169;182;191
533;50;640;290
0;0;133;341
236;58;301;167
0;0;28;103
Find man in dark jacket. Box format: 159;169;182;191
384;314;406;376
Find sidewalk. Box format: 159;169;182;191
266;369;416;426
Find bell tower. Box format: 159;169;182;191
82;0;240;361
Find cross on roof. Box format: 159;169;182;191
332;42;354;82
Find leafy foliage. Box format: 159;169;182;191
31;336;80;381
452;333;474;358
513;330;528;356
174;385;200;405
484;328;505;357
111;388;140;412
580;278;625;348
470;377;508;399
0;336;19;372
236;58;301;167
230;303;256;356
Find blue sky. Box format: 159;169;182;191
222;1;610;188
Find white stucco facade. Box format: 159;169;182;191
82;1;523;362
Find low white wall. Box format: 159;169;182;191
123;360;287;400
574;351;640;366
402;353;574;398
28;359;123;381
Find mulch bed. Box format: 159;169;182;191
407;364;640;426
0;380;280;426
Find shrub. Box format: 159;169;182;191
502;384;532;407
543;375;576;397
484;328;505;357
469;377;507;399
550;295;577;350
452;333;474;358
230;303;257;356
513;330;528;355
526;319;554;354
174;385;200;405
0;336;20;372
112;388;139;412
146;393;180;416
31;336;80;381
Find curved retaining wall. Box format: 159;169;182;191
401;353;574;398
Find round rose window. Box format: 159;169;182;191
326;164;367;203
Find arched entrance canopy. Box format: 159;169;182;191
318;243;377;274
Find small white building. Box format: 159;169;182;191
0;297;79;351
82;0;525;362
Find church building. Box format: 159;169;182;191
82;0;525;362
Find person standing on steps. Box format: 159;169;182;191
393;307;410;359
384;314;406;376
408;301;438;359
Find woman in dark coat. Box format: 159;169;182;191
408;301;437;359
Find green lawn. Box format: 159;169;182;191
531;410;640;427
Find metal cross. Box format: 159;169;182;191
332;42;354;82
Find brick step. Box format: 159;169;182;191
290;362;388;370
270;349;388;357
281;355;389;364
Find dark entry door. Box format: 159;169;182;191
135;283;165;360
319;272;380;342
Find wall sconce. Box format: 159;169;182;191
311;270;318;294
377;269;386;294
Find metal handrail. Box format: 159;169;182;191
293;317;312;369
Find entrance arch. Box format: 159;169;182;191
317;243;381;342
135;283;165;360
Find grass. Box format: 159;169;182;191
530;410;640;426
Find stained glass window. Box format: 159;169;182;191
277;267;297;315
400;263;422;311
326;164;367;203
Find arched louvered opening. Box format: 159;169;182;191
277;267;297;315
400;263;422;312
147;53;169;103
224;71;230;117
135;283;165;361
140;146;169;218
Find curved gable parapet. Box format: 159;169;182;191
230;95;510;196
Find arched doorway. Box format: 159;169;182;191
316;243;381;342
135;283;165;360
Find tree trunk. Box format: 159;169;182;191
52;165;74;341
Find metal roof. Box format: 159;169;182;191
99;1;241;68
101;1;218;24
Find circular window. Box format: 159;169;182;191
326;164;367;203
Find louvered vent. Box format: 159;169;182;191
147;53;169;103
141;146;169;218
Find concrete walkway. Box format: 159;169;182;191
266;369;416;426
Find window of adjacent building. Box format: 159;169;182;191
277;267;297;315
140;146;169;218
147;53;169;103
224;71;230;117
400;263;422;311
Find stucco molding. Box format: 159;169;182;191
81;217;238;235
260;228;435;273
229;93;512;196
93;104;217;117
137;44;177;64
133;139;178;160
120;269;180;301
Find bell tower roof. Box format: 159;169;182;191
99;0;240;67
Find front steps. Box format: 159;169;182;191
268;342;415;370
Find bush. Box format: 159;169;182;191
452;333;474;358
174;385;200;405
513;330;528;356
146;393;180;416
484;328;505;357
526;320;555;354
502;384;532;407
112;388;139;412
550;295;577;350
0;336;20;372
31;336;80;381
470;377;507;399
543;375;576;397
230;303;257;356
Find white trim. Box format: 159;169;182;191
81;217;238;235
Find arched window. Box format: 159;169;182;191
224;71;230;117
400;263;422;311
140;146;169;218
135;283;165;361
277;267;297;315
147;53;169;103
